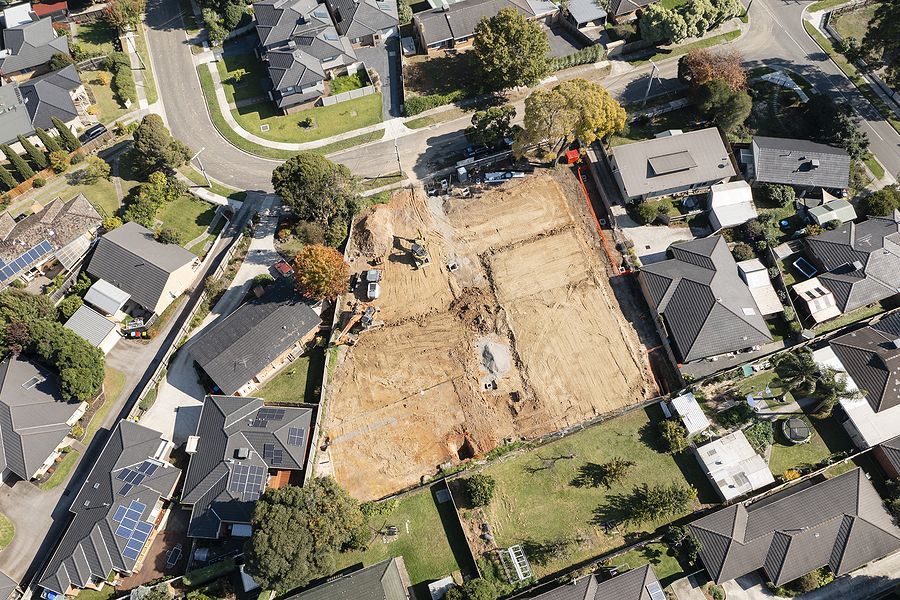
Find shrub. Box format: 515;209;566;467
107;52;137;105
464;473;496;507
783;468;801;481
658;419;688;453
294;220;325;245
103;216;123;230
32;177;46;188
635;202;659;225
731;242;754;261
156;227;183;245
783;306;796;322
548;45;604;71
715;402;755;428
824;219;842;230
70;151;84;165
57;295;83;321
404;90;466;116
743;420;774;454
70;423;84;439
49;150;69;173
788;320;803;334
806;224;823;237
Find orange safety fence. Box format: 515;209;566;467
574;162;624;276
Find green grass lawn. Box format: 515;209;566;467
133;25;158;105
157;195;216;246
255;346;325;404
863;152;885;179
361;172;404;191
330;71;368;95
473;408;703;578
77;20;117;52
613;543;685;587
808;0;849;10
612;106;704;146
333;486;468;592
735;370;785;398
405;106;466;129
74;586;115;600
768;413;854;477
831;3;878;41
630;30;741;65
84;70;130;124
315;129;385;155
40;450;80;490
84;368;126;445
0;512;14;550
813;302;885;334
178;165;248;201
218;53;268;105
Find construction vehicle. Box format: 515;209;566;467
410;230;431;269
332;302;383;346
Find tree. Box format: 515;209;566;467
473;7;550;91
518;79;625;157
294;221;325;245
620;482;696;525
81;156;112;184
743;420;774;453
57;295;83;321
573;457;635;488
762;183;796;207
859;185;900;217
132;114;192;173
48;52;75;72
679;48;747;90
640;4;689;44
803;96;869;160
397;0;412;25
103;0;146;28
813;368;857;418
731;242;754;261
659;420;688;452
49;150;69;174
695;78;751;132
52;116;81;152
0;165;16;191
461;580;496;600
292;244;349;300
103;216;124;230
229;68;248;85
464;473;496;506
203;8;228;44
862;0;900;87
635;202;661;225
467;105;515;147
223;1;245;29
35;128;63;154
244;478;367;592
773;349;819;396
156;227;183;245
16;135;47;169
272;152;358;228
0;145;34;181
140;588;173;600
681;0;717;38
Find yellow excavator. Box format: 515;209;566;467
332;302;382;346
410;230;431;269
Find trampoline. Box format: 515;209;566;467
782;417;813;444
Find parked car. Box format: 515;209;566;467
367;281;381;300
80;124;107;143
365;269;382;283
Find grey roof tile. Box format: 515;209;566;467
18;64;81;129
0;18;69;75
284;558;409;600
64;305;116;349
414;0;536;45
829;311;900;412
752;136;850;190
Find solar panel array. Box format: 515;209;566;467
229;464;266;503
257;408;285;421
249;418;268;428
263;444;283;466
116;461;160;496
112;500;153;561
0;240;53;283
287;427;305;447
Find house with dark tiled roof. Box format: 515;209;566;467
284;558;411;600
812;311;900;449
189;279;321;396
413;0;556;51
750;136;850;194
19;64;88;130
38;421;180;596
803;211;900;315
181;395;315;539
639;236;772;363
86;221;197;316
530;564;663;600
608;0;658;22
0;194;101;289
689;468;900;586
0;14;69;78
324;0;398;45
875;435;900;479
0;354;87;481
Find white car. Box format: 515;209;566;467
367;282;381;300
366;269;382;283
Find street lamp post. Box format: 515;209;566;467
642;59;661;107
191;147;211;188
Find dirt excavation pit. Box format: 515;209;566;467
323;175;656;500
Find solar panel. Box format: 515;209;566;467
258;408;285;421
287;427;305;447
131;500;146;514
113;506;127;522
136;460;160;475
116;470;130;481
119;483;134;495
122;547;139;561
121;517;137;530
646;581;665;600
271;448;283;465
229;464;267;495
135;521;153;534
263;444;274;460
131;530;149;543
249;418;268;428
126;509;142;521
115;525;131;538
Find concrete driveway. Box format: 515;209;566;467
142;195;279;444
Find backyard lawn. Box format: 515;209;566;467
40;450;80;490
768;412;854;477
471;408;703;578
84;368;127;445
333;485;469;594
157;195;216;246
255;346;325;404
813;302;886;334
217;53;383;143
612;542;685;587
610;106;705;146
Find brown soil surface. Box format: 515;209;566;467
323;174;656;500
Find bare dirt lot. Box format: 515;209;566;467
322;173;656;500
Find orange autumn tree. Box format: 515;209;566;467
679;48;747;91
293;244;349;300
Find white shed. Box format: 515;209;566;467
64;305;120;354
708;180;758;231
668;391;710;435
84;278;131;318
808;199;856;226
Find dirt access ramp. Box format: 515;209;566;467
323;175;655;500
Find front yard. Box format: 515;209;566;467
611;105;705;146
156;195;217;245
456;407;703;579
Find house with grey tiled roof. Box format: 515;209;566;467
18;64;88;130
181;395;314;539
0;14;69;78
639;236;772;363
323;0;398;45
750;136;850;194
803;211;900;314
608;0;658;22
875;435;900;479
0;354;86;481
86;221;197;316
284;558;411;600
689;468;900;586
531;564;662;600
413;0;556;50
38;421;180;596
189;279;322;396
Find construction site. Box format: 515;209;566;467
319;171;657;501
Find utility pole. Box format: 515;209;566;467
744;0;753;18
641;59;660;107
125;29;146;70
191;147;211;188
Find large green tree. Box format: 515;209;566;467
640;4;689;44
619;482;696;525
473;7;550;92
467;105;516;147
244;478;368;592
272;152;358;230
0;145;34;181
132;114;192;173
52;116;81;152
773;349;819;396
0;165;16;191
695;78;751;132
292;244;350;300
803;96;869;160
17;135;48;170
859;185;900;217
862;0;900;87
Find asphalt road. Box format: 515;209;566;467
144;0;900;190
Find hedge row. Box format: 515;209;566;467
108;52;137;105
404;89;465;116
549;45;604;72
